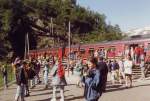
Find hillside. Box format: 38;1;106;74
0;0;123;58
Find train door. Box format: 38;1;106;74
107;46;116;58
125;43;144;64
80;48;86;58
98;47;105;58
88;48;95;57
129;44;138;49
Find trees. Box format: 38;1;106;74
0;0;123;59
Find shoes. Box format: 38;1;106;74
51;98;56;101
38;81;42;84
25;94;30;97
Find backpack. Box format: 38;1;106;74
57;63;65;78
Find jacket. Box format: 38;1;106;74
83;68;102;101
16;65;27;85
50;62;67;86
98;61;108;92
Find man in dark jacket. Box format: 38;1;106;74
1;64;8;89
15;62;27;101
98;57;108;92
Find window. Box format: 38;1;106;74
99;47;104;49
80;49;85;54
89;48;94;53
147;43;150;50
88;48;95;56
110;46;116;51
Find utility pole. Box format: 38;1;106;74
24;33;30;59
27;33;30;58
24;34;27;59
68;21;71;77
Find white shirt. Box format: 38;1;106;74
124;60;133;74
94;51;98;57
125;49;130;56
118;60;124;72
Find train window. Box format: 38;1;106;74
109;46;116;51
89;48;94;51
89;48;95;53
88;48;95;56
80;49;85;54
148;43;150;49
73;50;77;53
99;47;104;49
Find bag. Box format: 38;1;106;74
57;63;65;78
27;68;36;79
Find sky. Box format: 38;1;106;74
77;0;150;32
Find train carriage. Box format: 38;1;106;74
29;37;150;61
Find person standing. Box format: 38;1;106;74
134;46;140;64
124;56;133;88
111;60;119;84
43;59;50;89
140;59;145;80
12;57;21;81
124;46;130;59
30;60;36;89
107;60;112;82
118;58;125;84
74;56;83;87
82;57;102;101
139;45;145;62
35;60;41;84
1;64;8;89
70;60;75;75
15;61;27;101
94;50;98;58
23;61;30;97
50;57;67;101
98;57;108;92
130;47;135;62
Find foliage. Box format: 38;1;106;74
0;0;123;59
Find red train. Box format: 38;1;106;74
29;37;150;61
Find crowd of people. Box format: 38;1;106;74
0;44;148;101
124;45;145;64
67;45;147;101
8;55;68;101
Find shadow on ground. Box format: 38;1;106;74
105;83;150;93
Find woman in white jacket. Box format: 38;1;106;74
124;55;133;88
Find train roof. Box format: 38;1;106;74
71;36;150;48
30;36;150;52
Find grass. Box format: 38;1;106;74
0;65;15;87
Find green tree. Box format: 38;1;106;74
0;0;123;59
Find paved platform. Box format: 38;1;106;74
1;75;150;101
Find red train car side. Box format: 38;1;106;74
29;37;150;61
